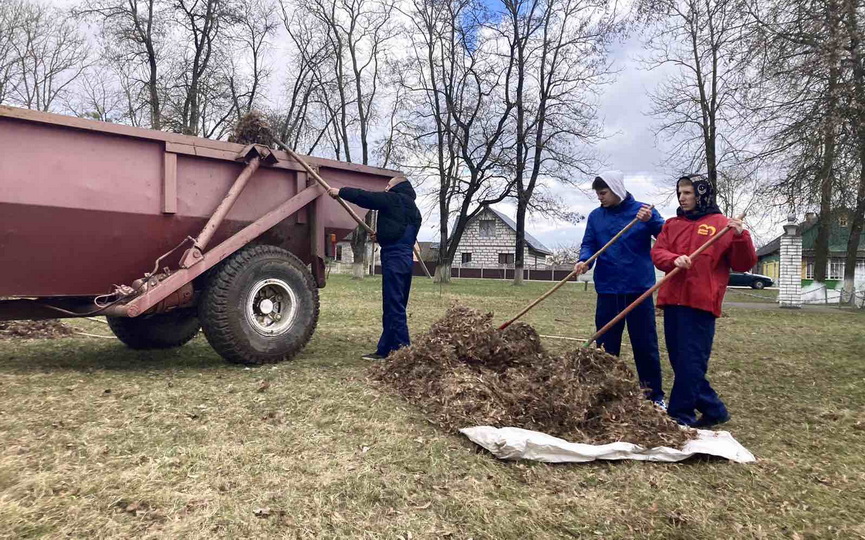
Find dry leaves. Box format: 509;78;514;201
0;320;73;340
228;111;275;147
370;305;694;449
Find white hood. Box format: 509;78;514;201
596;170;627;202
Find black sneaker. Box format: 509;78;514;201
361;352;385;361
693;412;731;429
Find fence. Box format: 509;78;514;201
371;262;584;282
801;283;865;308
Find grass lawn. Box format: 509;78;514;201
722;287;779;304
1;275;863;539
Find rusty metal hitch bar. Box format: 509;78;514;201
102;144;323;317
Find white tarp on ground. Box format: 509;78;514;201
460;426;756;464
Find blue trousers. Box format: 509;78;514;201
664;305;728;426
376;229;415;357
595;293;664;402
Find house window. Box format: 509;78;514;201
479;220;496;238
498;253;515;265
829;258;845;280
461;252;472;264
805;261;814;279
336;245;343;261
839;215;848;227
857;259;865;276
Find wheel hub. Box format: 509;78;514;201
245;278;298;336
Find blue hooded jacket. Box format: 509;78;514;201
578;175;664;294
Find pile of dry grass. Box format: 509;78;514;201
370;305;694;449
228;111;275;147
0;320;73;340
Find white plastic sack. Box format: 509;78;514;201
460;426;755;464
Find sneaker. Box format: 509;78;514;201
693;412;731;429
652;398;667;411
361;352;385;361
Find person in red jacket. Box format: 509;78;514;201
651;174;757;428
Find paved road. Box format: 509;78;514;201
723;301;857;313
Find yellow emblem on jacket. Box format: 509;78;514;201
697;224;716;236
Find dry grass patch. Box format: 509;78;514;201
0;275;863;538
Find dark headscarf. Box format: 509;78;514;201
676;174;722;220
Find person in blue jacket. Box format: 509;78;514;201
573;171;666;407
328;177;422;360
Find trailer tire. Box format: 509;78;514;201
107;308;201;350
198;245;319;365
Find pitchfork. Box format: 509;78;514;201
498;206;654;331
583;213;747;347
274;139;433;280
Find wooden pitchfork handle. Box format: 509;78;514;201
274;139;375;235
275;139;430;277
498;206;654;331
583;213;747;347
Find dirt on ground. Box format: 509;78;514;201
0;320;74;340
370;305;694;449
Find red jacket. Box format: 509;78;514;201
651;214;757;317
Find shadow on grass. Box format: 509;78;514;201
0;336;229;373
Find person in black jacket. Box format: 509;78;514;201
328;177;422;360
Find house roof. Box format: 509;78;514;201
756;212;865;258
757;219;817;258
472;208;553;255
755;236;781;257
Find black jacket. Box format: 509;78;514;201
338;181;422;246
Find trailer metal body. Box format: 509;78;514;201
0;106;396;364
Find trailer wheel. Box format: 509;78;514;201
107;308;201;349
199;245;319;365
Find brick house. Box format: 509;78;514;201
756;210;865;287
450;208;552;269
331;208;552;273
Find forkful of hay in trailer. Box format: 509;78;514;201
369;305;695;450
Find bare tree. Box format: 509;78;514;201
0;0;24;105
227;0;278;119
167;0;227;135
275;3;336;154
437;1;520;282
77;0;167;129
291;0;394;278
10;3;89;111
64;68;125;121
639;0;756;201
746;0;847;285
394;0;465;282
295;0;394;164
500;0;613;284
547;241;582;265
839;0;865;303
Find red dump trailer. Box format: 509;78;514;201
0;106;398;364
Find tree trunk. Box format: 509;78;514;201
435;262;451;283
347;213;374;281
513;203;527;286
435;219;452;283
842;0;865;306
814;20;840;284
843;180;865;304
813;176;834;284
349;235;367;280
